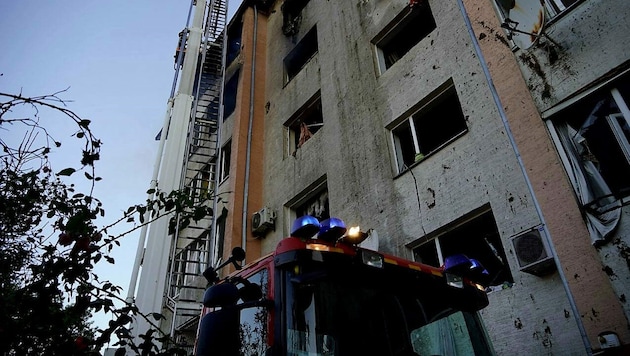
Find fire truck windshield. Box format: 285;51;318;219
283;260;493;356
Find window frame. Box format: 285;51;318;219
548;84;630;203
411;209;514;289
493;0;584;49
373;3;436;74
285;177;329;234
219;140;231;183
542;0;581;18
390;82;468;174
284;91;324;156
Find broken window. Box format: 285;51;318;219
412;210;514;288
284;26;318;83
285;91;323;156
549;79;629;244
391;81;467;173
220;140;231;182
373;2;436;72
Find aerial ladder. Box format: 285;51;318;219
127;0;229;350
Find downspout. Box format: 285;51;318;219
454;1;592;354
241;4;258;260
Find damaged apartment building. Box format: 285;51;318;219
131;0;630;354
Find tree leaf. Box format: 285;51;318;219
57;168;76;176
151;313;163;321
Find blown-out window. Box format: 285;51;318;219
412;210;514;288
374;3;436;73
390;82;467;173
548;78;630;244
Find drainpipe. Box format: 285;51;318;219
454;1;592;354
241;4;258;260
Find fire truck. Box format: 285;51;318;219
195;215;494;355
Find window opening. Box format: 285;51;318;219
374;3;436;71
413;210;514;288
284;26;318;82
295;187;329;222
226;20;243;66
549;79;629;244
223;70;240;120
391;83;467;173
285;91;323;156
282;0;311;36
220;140;231;182
213;208;227;265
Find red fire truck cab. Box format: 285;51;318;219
195;216;493;355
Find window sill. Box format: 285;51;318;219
485;281;513;294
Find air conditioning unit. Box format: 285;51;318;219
252;207;276;237
510;226;556;276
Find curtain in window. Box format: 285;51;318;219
555;101;621;245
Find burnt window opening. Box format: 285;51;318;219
295;187;329;222
282;0;310;36
413;210;514;288
374;3;436;72
391;82;468;173
285;92;323;156
223;70;240;120
284;26;318;83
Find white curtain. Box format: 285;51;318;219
555;100;621;245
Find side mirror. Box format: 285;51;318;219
202;247;247;284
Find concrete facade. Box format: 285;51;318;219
208;0;630;354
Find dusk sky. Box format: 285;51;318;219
1;0;240;346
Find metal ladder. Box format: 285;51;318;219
165;0;228;346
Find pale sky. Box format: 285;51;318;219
1;0;240;347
